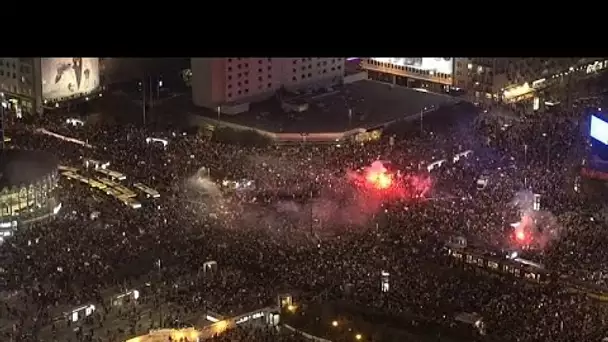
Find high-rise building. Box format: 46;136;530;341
0;58;101;115
191;58;345;112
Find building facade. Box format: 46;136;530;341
361;58;455;93
0;57;101;116
0;58;39;116
191;58;345;110
362;57;608;108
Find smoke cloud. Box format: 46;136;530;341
510;189;561;250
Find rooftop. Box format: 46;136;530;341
193;80;460;134
0;149;58;188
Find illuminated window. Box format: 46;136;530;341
467;63;473;70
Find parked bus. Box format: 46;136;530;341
58;165;79;173
119;196;141;209
133;183;160;198
95;168;126;181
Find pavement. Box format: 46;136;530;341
190;80;460;134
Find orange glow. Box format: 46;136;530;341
213;320;229;334
515;230;526;241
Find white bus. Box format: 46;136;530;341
59;165;79;173
119;196;142;209
145;137;169;147
134;183;160;198
84;159;110;169
95;168;126;181
113;184;137;198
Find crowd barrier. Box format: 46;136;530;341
35;128;94;148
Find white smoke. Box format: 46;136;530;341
510;189;561;249
187;167;222;198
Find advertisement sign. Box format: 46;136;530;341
370;57;453;75
591;115;608;145
41;58;100;102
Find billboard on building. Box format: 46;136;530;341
591;115;608;145
370;58;453;75
41;58;100;102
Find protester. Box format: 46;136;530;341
1;80;607;342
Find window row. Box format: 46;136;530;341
228;72;272;81
0;84;32;96
228;65;272;72
0;71;16;78
0;66;31;74
291;65;342;73
366;59;450;79
292;58;340;65
227;83;273;99
227;58;272;64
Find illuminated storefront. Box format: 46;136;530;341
362;58;454;92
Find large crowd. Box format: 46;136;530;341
0;75;607;342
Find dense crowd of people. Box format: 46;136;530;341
0;76;607;342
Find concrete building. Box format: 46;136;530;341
0;58;40;115
191;58;345;113
0;57;101;116
361;57;608;108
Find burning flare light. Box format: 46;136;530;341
364;161;393;190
